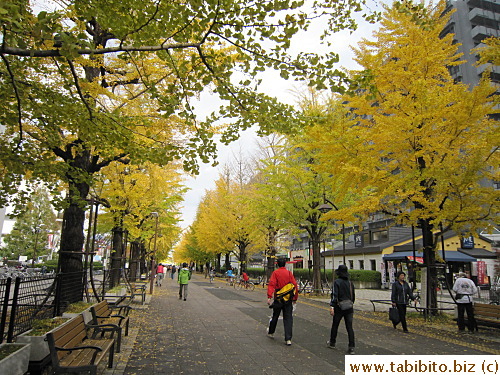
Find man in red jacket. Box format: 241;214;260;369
267;258;298;346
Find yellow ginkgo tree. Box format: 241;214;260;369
306;0;499;311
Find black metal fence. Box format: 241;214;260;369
0;271;88;343
0;267;147;343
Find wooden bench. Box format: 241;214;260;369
471;303;500;329
46;314;115;375
90;300;130;353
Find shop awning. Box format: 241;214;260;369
383;251;476;262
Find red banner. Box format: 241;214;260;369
477;261;487;285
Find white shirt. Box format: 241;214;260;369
452;277;478;304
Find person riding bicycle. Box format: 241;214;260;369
225;268;235;284
241;271;249;286
209;267;215;282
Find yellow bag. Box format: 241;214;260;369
276;283;295;303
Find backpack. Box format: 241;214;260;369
275;283;295;304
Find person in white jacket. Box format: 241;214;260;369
452;272;478;333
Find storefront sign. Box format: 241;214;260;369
461;236;474;249
388;261;395;284
477;261;487;285
354;234;363;248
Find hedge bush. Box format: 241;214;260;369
40;259;58;272
246;267;265;278
288;268;381;283
348;270;381;282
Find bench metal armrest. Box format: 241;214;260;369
87;323;120;336
109;305;133;315
95;314;126;324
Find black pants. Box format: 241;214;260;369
268;302;293;341
329;308;355;348
457;303;476;332
395;304;408;331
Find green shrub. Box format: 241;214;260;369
288;268;380;283
246;267;265;278
39;259;58;272
347;270;381;282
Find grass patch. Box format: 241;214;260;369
30;317;69;336
65;301;93;313
372;310;456;328
0;345;22;360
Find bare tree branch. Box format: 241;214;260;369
0;43;202;57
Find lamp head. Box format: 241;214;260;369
318;203;332;214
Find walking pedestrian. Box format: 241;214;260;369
266;258;298;346
178;263;191;301
452;272;478;333
171;265;177;280
156;263;165;286
328;264;356;354
391;271;416;333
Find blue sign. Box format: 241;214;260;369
461;236;474;249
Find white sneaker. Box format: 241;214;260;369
286;340;292;346
266;328;274;338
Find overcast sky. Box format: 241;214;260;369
179;10;381;229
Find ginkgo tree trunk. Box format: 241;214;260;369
306;0;499;313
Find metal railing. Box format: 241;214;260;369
0;271;88;343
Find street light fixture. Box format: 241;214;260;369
318;201;346;265
149;212;159;294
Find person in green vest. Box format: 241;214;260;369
178;263;191;301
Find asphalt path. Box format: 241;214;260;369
105;273;499;375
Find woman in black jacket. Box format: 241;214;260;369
391;271;415;333
328;264;355;354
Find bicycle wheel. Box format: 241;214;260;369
247;282;255;291
234;281;242;290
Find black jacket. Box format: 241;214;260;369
330;277;355;308
391;281;414;305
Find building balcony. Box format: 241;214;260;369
471;25;498;42
468;7;497;25
476;63;500;76
467;0;500;13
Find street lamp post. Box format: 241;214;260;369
149;212;159;294
32;226;41;268
318;200;346;265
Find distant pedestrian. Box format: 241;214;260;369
391;271;416;333
156;263;165;286
178;263;191;301
267;258;298;346
171;265;177;280
328;264;356;354
452;272;478;333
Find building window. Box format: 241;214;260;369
370;259;376;270
359;260;364;270
349;260;354;269
372;230;388;241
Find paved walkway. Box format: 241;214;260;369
104;274;500;375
